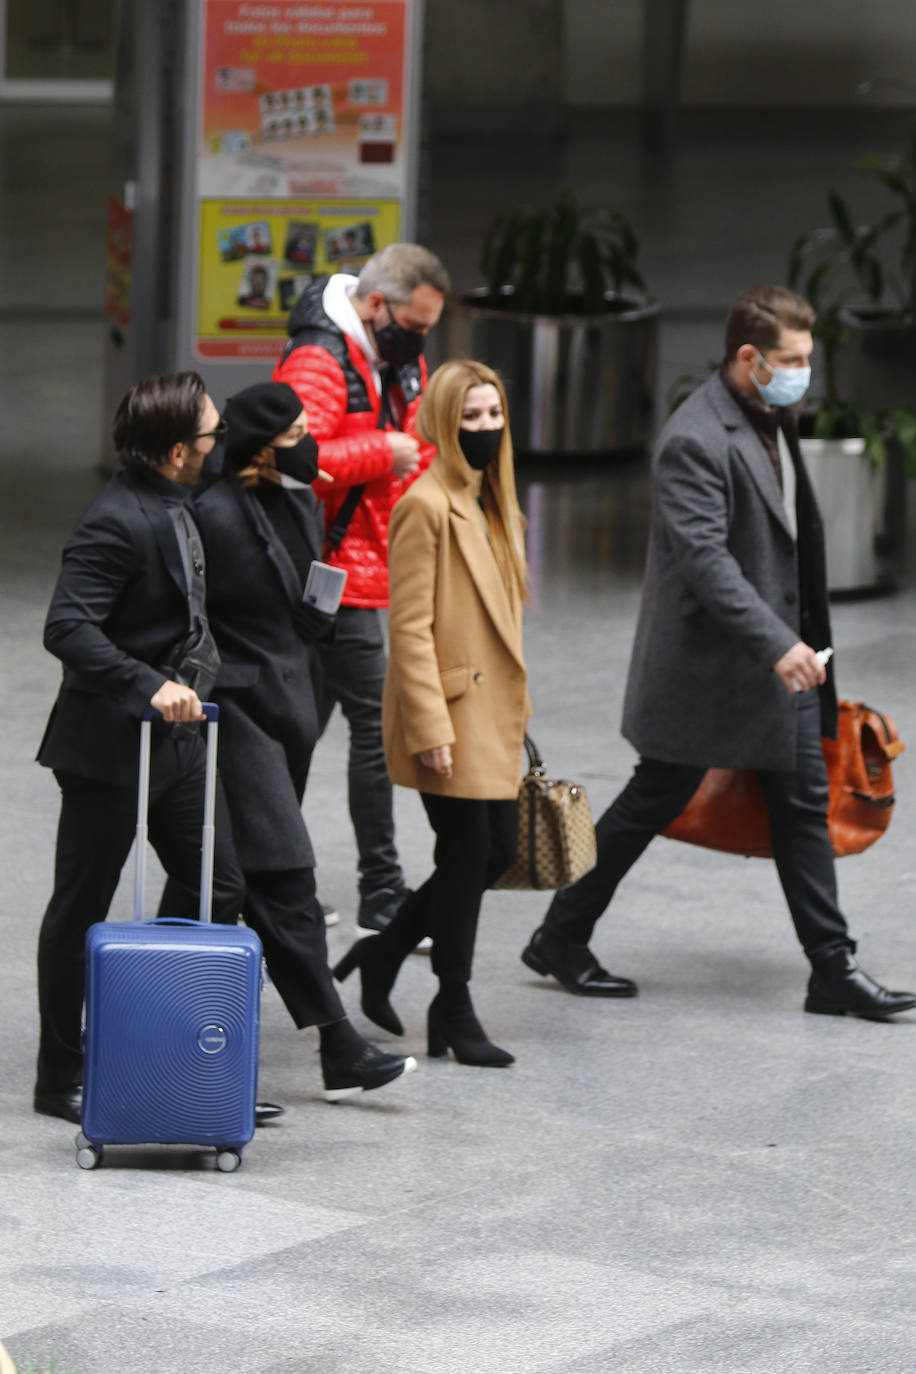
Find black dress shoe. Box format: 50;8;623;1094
34;1085;82;1123
521;926;638;998
805;950;916;1019
255;1101;285;1126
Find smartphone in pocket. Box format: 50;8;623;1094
303;560;348;614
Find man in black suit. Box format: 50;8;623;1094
34;372;250;1124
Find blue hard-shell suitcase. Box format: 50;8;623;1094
77;704;262;1172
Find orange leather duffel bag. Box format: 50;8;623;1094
662;700;904;859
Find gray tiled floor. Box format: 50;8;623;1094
2;103;915;1374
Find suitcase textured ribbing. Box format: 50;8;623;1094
77;705;261;1172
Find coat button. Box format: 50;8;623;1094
473;672;484;684
784;591;796;604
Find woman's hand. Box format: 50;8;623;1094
418;744;453;778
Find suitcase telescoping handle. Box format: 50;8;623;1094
135;703;220;925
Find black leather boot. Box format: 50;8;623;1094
319;1018;416;1100
427;983;514;1067
805;950;916;1019
333;937;405;1036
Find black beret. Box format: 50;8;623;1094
223;382;303;470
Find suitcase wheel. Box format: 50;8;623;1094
76;1144;101;1170
216;1149;241;1172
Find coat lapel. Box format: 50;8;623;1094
431;462;525;669
129;473;189;599
239;485;305;608
706;376;794;538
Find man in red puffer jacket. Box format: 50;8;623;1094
273;243;450;934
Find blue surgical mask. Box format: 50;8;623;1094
751;350;811;408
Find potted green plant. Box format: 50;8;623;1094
787;119;916;410
443;191;660;455
785;130;916;593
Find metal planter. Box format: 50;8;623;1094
801;436;902;596
443;291;661;455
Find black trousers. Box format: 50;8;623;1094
376;793;519;984
543;689;854;966
161;867;346;1028
36;731;245;1093
313;606;404;898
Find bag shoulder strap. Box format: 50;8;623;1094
324;482;367;555
323;362;395;556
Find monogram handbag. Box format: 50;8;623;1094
493;736;598;890
662;700;904;859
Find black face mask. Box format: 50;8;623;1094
459;426;504;471
370;297;426;368
272;434;320;485
205;437;227;479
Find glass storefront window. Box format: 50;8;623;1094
2;0;115;86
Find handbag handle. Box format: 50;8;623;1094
523;733;546;776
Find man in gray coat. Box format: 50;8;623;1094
522;284;915;1019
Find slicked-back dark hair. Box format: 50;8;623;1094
112;371;207;470
724;285;816;362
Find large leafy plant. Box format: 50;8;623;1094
788;119;916;320
480;191;646;315
785;120;916;474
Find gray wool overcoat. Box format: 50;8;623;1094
621;372;836;772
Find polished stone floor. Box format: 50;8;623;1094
1;103;915;1374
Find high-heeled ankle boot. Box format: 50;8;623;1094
333;937;405;1036
427;984;514;1067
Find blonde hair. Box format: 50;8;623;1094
417;360;528;603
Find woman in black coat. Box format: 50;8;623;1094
163;383;415;1100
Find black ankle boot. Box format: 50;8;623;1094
333;937;405;1036
427;984;514;1067
318;1018;417;1101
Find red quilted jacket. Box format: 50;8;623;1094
272;278;434;607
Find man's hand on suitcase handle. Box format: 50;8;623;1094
150;680;205;722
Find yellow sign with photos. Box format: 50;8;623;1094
196;197;402;359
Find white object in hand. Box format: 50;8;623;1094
303;560;348;614
793;646;833;691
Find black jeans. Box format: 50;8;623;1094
543;689;853;967
313;606;404;898
36;731;245;1093
375;793;519;984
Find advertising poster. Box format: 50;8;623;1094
200;0;409;199
195;0;414;359
196;196;401;358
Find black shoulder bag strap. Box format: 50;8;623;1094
324;363;395;556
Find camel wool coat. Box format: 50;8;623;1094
383;456;530;799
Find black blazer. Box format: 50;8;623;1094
37;468;192;785
193;477;323;871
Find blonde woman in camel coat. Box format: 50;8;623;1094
335;360;530;1066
